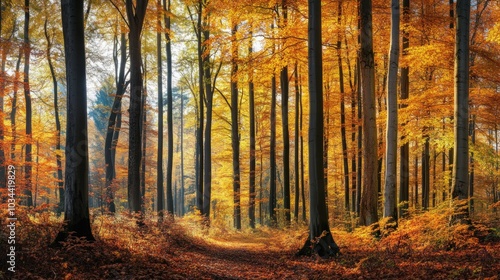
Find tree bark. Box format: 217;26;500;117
53;0;94;244
164;0;174;215
105;32;127;214
294;62;300;222
156;0;164;221
270;73;277;226
23;0;33;207
399;0;410;219
451;0;470;224
359;0;379;226
231;23;241;230
249;32;256;228
383;0;399;223
280;0;291;225
299;0;339;257
126;0;148;214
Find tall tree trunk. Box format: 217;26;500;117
294;62;300;222
299;72;306;222
105;33;127;214
44;19;64;214
383;0;399;223
53;0;94;244
359;0;378;226
180;92;185;216
202;12;213;220
10;50;21;164
422;138;430;210
299;0;339;257
164;0;174;215
450;0;470;224
231;23;241;230
280;0;291;225
249;33;256;228
193;1;205;214
399;0;410;219
140;82;147;215
270;73;277;226
337;1;350;212
156;0;164;221
23;0;33;207
126;0;149;214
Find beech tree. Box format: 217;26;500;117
299;0;339;257
359;0;379;226
53;0;94;243
126;0;149;214
383;0;400;223
23;0;33;207
451;0;471;224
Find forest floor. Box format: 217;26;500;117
2;209;500;280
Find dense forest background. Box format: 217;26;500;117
0;0;499;278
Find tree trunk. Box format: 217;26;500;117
383;0;399;223
299;0;339;257
294;62;300;222
156;0;164;221
399;0;410;219
164;0;174;215
337;1;350;212
126;0;148;214
299;72;306;222
249;33;256;228
53;0;94;244
44;19;65;215
422;138;430;210
105;33;126;214
359;0;379;226
194;1;205;214
270;73;277;226
451;0;470;224
10;50;21;164
202;12;213;220
280;0;291;225
180;91;185;216
23;0;33;207
231;23;241;230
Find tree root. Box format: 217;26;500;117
296;231;340;258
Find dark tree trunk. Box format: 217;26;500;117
53;0;94;244
359;0;378;226
164;0;174;215
293;63;300;222
193;0;204;214
249;33;256;228
399;0;410;219
469;115;475;214
180;91;185;216
280;0;291;225
10;50;21;164
299;0;339;257
202;14;213;220
23;0;33;207
299;72;306;222
140;85;147;215
451;0;470;224
422;138;430;210
126;0;148;214
105;32;127;215
156;0;164;221
44;19;65;215
337;1;350;212
383;0;400;223
231;23;241;230
270;73;277;226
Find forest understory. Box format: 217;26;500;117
1;209;500;280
